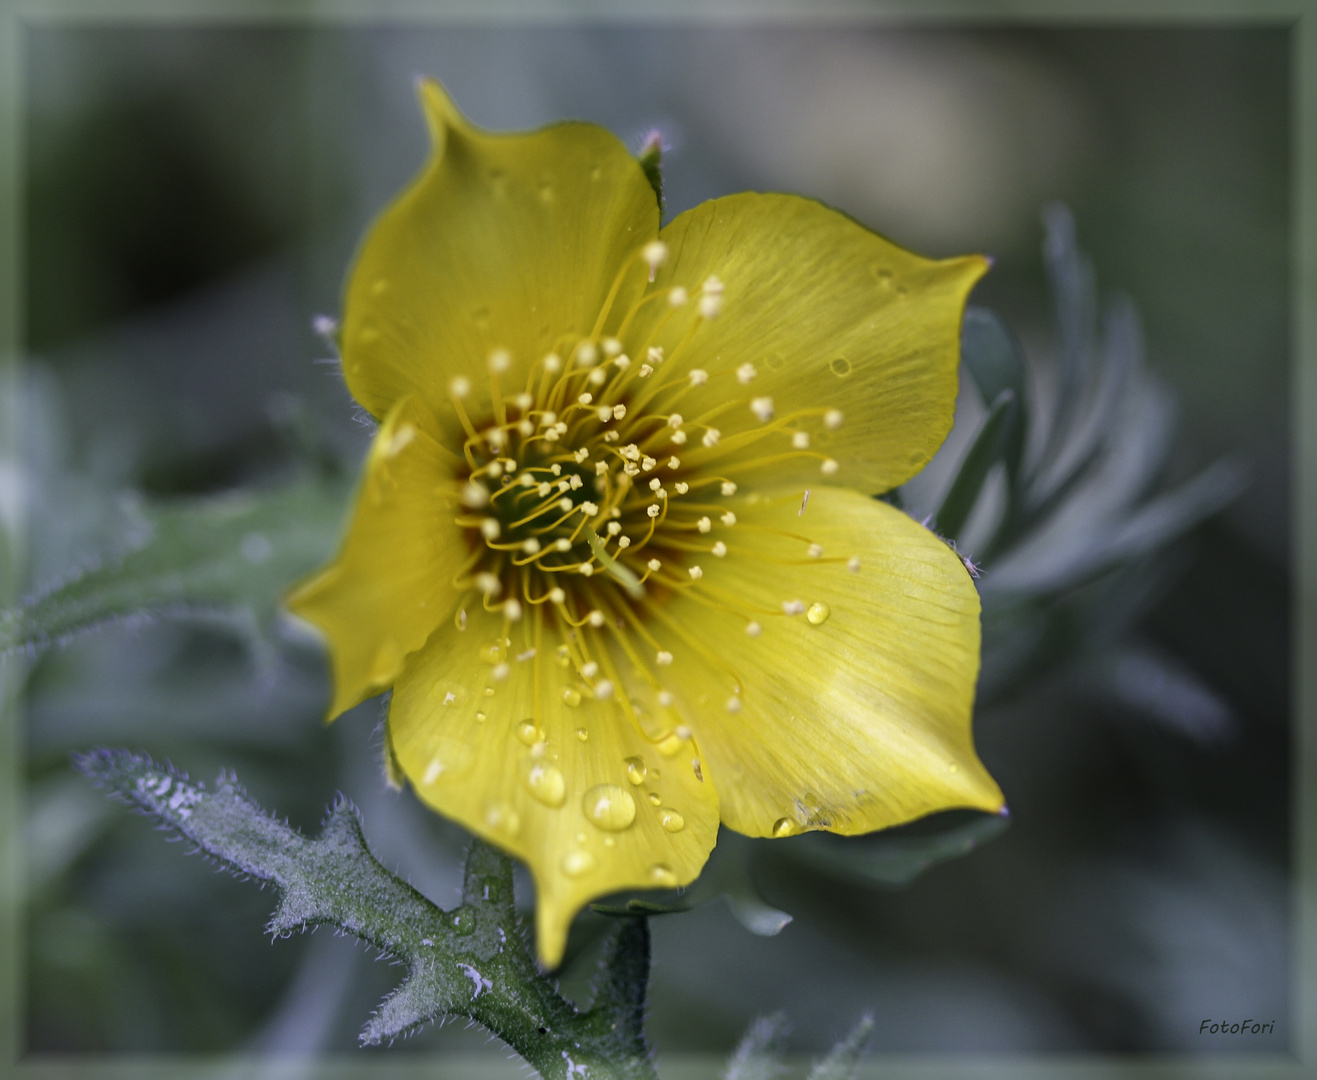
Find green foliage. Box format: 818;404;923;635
2;474;350;657
78;749;658;1079
636;132;665;218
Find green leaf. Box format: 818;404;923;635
1;473;350;657
636;131;665;218
932;389;1018;541
77;750;660;1079
591;898;692;917
961;306;1029;481
781;811;1010;889
806;1014;874;1080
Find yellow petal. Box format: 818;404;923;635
642;486;1002;837
341;79;660;434
286;397;466;720
388;603;720;968
626;194;987;493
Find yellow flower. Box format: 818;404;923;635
289;80;1004;967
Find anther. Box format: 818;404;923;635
580;501;599;516
492;663;510;681
613;404;627;420
642;456;657;471
522;538;542;554
699;294;722;319
668;286;688;307
517;420;534;436
606;521;621;536
589;368;607;386
721;481;738;496
821;459;839;476
602;337;622;357
647;346;665;364
736;363;757;384
825;409;844;430
588;611;606;627
746;621;762;637
750;397;774;422
543;353;563;373
480;518;501;540
575;342;598;366
721;511;737;526
551;463;563;475
642;240;668;280
702;428;721;447
792;432;810;449
503;599;523;620
488;349;511;373
450;376;471;398
783;600;806;615
558;497;573;512
689;370;708;387
697;517;712;533
578;392;593;406
513;392;533;411
582;661;599;679
671;430;687;445
675;482;689;494
549;587;566;603
658;690;674;706
579;563;594;577
639;364;653;378
649;478;662;491
461;482;490;508
570;475;583;490
486;427;506;450
808;543;824;558
617;536;632;549
847;556;861;572
595;679;614;700
656;650;673;665
647;504;661;518
598;406;613;422
537;482;552;497
614;354;631;369
668;414;684;428
689;566;704;580
668;456;680;469
475;572;501;596
712;541;727;557
647;558;662;571
556;538;573;551
596;461;609;476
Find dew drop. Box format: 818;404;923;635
475;711;487;722
649;863;678;887
421;738;474;783
830;356;852;378
771;817;798;838
624;757;648;785
648;792;661;806
555;644;571;667
485;802;521;837
576;727;590;742
562;687;582;707
873;266;894;289
948;762;960;773
659;809;685;833
582;784;636;832
561;849;596;877
484;686;495;697
806;602;831;626
527;763;566;807
479;639;506;665
515;722;541;746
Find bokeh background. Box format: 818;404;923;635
13;21;1290;1062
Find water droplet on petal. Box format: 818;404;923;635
649;863;677;886
576;727;590;742
648;792;661;806
480;639;506;665
485;802;520;837
475;711;487;722
421;738;473;784
582;784;636;831
624;757;647;785
515;722;541;746
806;602;831;626
659;809;685;833
771;817;798;838
527;763;566;807
562;687;582;707
561;849;596;877
657;732;686;757
830;357;852;378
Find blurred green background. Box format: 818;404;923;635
14;22;1289;1059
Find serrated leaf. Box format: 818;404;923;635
586;917;650;1058
781;811;1010;889
78;749;661;1078
2;474;350;657
961;306;1028;480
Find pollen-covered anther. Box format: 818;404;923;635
647;558;662;571
725;696;742;714
582;661;599;679
847;556;862;572
821;459;840;476
570;475;584;490
638;364;653;378
543;352;563;374
736;363;757;385
649;478;662;492
702;274;724;297
589;368;607;387
647;504;661;518
503;599;523;620
513;392;533;411
580;501;599;516
656;650;673;666
825;409;844;430
537;482;552;497
596;461;609;476
746;621;762;637
597;406;613;423
461;482;490;508
721;511;737;526
697;517;712;533
702;428;721;448
602;337;623;357
667;456;680;469
522;538;541;554
689;369;709;387
606;521;621;536
613;354;631;369
808;543;824;558
485;427;507;450
474;572;501;596
617;536;632;549
783;599;806;615
675;482;689;494
450;376;471;398
587;610;606;627
642;240;668;280
668;286;688;307
578;392;593;406
575;342;598;366
712;541;727;557
750;396;774;422
492;663;510;681
647;346;665;365
488;349;511;374
549;587;566;603
578;563;594;577
658;690;674;706
480;518;501;541
595;679;615;700
689;566;704;580
792;432;810;449
721;482;738;496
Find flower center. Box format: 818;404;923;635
439;241;856;737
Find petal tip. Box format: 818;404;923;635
416;76;467;150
